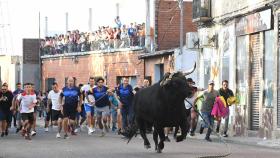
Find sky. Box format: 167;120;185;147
0;0;146;55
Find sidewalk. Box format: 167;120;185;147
186;133;280;149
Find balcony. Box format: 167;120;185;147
40;25;146;58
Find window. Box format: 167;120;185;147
263;30;274;107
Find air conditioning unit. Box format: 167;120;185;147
186;32;199;49
192;0;212;22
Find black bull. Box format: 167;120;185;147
125;63;196;153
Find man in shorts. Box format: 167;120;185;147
17;83;37;140
59;77;82;139
47;82;63;138
92;77;110;136
30;83;39;136
0;83;14;137
83;77;96;135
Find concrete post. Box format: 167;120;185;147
89;8;92;32
65;12;69;32
145;0;151;53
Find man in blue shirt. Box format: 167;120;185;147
59;77;82;139
117;77;134;132
92;77;110;136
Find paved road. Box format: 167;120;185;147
0;127;279;158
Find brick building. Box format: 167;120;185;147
40;0;196;91
138;49;175;84
141;0;196;84
155;0;196;50
193;0;280;139
42;50;144;91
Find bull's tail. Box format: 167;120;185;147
122;115;138;144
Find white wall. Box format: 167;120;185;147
211;0;273;18
174;47;199;83
0;56;17;90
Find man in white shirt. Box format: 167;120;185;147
82;77;96;135
17;83;37;140
47;82;63;138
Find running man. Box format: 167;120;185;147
59;77;82;139
0;83;14;137
47;82;63;138
83;77;96;135
197;80;219;142
43;92;51;132
116;77;134;132
11;83;24;133
30;83;39;136
217;80;234;137
92;77;110;136
12;82;23;128
16;83;37;140
74;83;86;133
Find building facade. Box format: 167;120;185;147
194;0;280;138
141;0;197;85
155;0;197;51
0;55;22;91
41;50;144;92
139;49;175;84
22;39;41;90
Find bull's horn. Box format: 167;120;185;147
183;62;196;76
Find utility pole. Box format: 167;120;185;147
39;12;42;90
44;16;48;37
88;8;92;32
178;0;184;55
145;0;151;53
116;3;119;17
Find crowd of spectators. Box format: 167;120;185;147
40;16;145;55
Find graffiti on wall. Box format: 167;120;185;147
211;61;219;79
220;23;235;57
233;105;246;136
223;29;230;53
259;108;273;139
